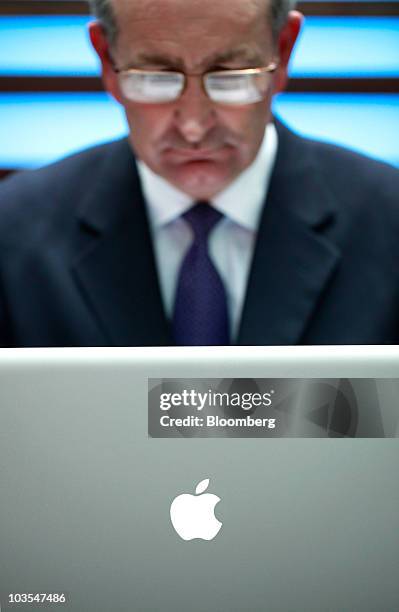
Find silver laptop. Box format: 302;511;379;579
1;346;398;612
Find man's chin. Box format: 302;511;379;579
165;161;233;199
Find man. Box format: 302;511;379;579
0;0;398;347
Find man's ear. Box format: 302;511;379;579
272;10;303;94
88;21;123;104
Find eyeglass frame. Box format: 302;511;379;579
111;60;279;105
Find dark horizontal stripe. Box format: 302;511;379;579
299;1;399;16
0;76;105;92
0;1;88;15
1;0;398;16
0;169;13;179
1;75;398;94
287;77;399;93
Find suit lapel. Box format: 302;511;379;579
72;140;171;346
237;122;341;345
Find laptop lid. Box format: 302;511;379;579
0;346;398;612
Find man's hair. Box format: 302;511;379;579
88;0;297;47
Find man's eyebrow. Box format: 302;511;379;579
134;53;181;67
133;47;263;69
209;47;263;65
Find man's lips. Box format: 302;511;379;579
163;146;231;162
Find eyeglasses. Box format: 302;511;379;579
113;62;278;105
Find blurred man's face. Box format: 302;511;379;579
91;0;301;199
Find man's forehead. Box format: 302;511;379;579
113;0;269;27
112;0;272;67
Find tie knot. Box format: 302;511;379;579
183;202;223;240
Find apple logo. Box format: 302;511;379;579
170;478;222;541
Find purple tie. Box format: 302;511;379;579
172;202;230;346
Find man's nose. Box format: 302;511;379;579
173;75;217;144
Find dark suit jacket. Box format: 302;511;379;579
1;120;399;347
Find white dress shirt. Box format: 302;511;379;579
137;122;278;340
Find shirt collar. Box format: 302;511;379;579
137;121;278;232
